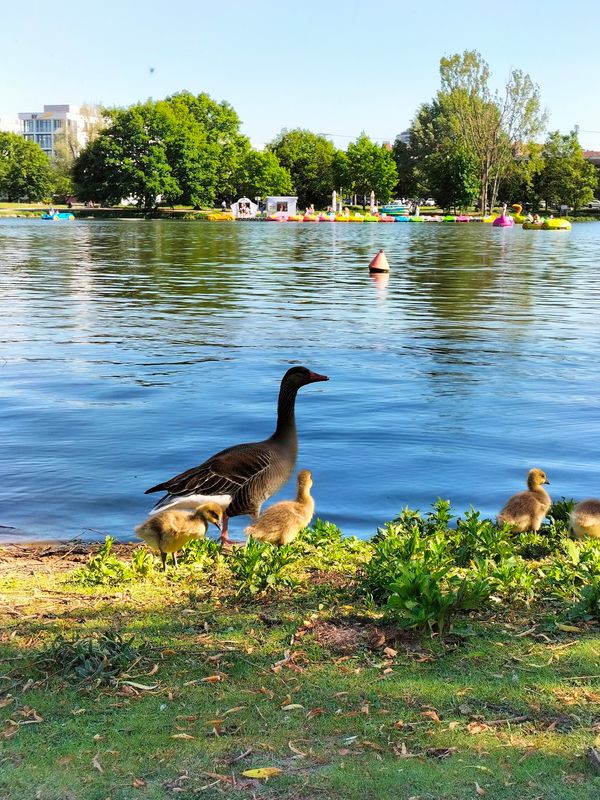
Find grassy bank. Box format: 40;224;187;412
1;505;600;799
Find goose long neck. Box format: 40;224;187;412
273;381;299;444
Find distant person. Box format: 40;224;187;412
221;200;227;212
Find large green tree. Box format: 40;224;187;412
166;92;249;202
535;131;597;210
233;149;292;199
73;93;255;209
0;133;53;201
428;147;479;210
267;129;336;207
345;133;398;205
439;50;545;211
73;101;181;209
401;102;479;209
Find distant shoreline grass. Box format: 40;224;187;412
2;505;600;799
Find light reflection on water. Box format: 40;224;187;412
1;218;600;541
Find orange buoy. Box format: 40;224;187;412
368;249;390;273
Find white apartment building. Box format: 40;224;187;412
18;104;97;158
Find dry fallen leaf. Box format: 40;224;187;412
92;754;103;773
556;624;581;633
467;722;490;735
132;777;146;788
171;733;195;740
201;675;225;683
241;767;283;780
120;681;159;691
281;704;304;711
475;782;487;796
422;710;441;724
288;740;307;757
383;647;398;658
306;707;324;719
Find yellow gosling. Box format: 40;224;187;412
570;499;600;540
497;468;551;533
135;502;223;569
245;470;314;546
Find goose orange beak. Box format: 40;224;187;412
308;371;329;382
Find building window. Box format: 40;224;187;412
53;119;62;130
36;134;52;149
36;119;52;132
23;119;34;133
23;134;34;141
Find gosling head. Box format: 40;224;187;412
527;468;550;490
192;502;223;531
297;469;313;490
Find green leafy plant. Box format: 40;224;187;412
455;508;513;565
228;538;299;596
32;631;145;684
69;537;161;586
69;537;136;586
294;519;370;573
476;556;539;603
570;577;600;621
385;562;492;634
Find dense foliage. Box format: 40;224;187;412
73;93;292;209
267;129;337;208
68;500;600;638
344;133;398;205
0;132;53;201
536;131;598;210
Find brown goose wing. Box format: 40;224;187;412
145;442;275;513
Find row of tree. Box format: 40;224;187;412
391;51;598;211
67;94;399;210
1;52;597;210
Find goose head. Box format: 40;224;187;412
527;468;550;490
192;502;224;531
282;366;329;391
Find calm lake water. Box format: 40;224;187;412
1;218;600;542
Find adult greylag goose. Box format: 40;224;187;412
570;499;600;540
145;366;328;544
497;468;551;532
136;502;223;569
245;469;315;545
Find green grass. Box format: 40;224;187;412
2;511;600;799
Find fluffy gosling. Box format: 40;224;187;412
136;502;223;569
245;469;314;545
570;499;600;540
497;468;551;532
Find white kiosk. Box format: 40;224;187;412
231;197;258;219
265;196;298;218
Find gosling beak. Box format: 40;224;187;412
215;520;223;532
545;479;550;485
308;370;329;383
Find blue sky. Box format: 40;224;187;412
2;1;599;150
